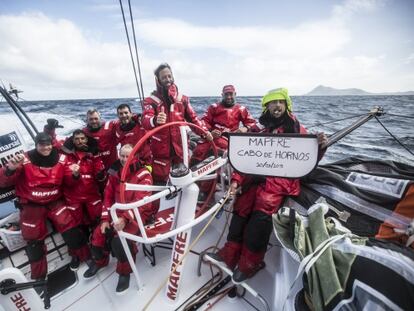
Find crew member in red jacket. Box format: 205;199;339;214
0;132;91;279
61;129;106;227
208;88;328;282
83;108;117;171
83;144;153;294
114;103;152;166
191;84;257;165
142;63;213;183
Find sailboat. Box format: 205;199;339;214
1;1;414;308
1;83;413;310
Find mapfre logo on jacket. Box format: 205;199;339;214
31;189;59;197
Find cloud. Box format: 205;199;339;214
332;0;385;18
131;0;392;94
0;0;411;100
135;18;350;58
405;53;414;64
0;12;126;86
0;12;148;99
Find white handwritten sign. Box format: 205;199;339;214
228;133;319;178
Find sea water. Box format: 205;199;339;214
0;95;413;165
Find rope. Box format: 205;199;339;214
142;191;232;310
181;199;233;310
128;0;145;106
386;113;414;119
307;113;366;129
119;0;144;109
375;117;414;157
181;272;224;311
202;286;234;310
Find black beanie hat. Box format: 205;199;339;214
34;132;52;145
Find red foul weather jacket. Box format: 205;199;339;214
0;151;69;204
100;160;153;225
231;114;307;216
202;102;257;134
114;114;152;165
83;121;118;170
61;143;105;203
142;88;206;161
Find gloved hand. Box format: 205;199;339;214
46;118;64;129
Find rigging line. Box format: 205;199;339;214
128;0;145;108
375;116;414;157
307;113;367;129
386;113;414;119
119;0;143;105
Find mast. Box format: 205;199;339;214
0;84;38;141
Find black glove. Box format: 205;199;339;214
46;118;64;129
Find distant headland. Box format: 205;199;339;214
305;85;414;96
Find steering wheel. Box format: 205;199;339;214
119;121;219;216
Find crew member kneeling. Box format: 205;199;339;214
83;144;153;294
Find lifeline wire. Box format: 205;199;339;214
386;113;414;119
375;116;414;157
307;113;367;129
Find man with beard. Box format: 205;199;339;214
0;132;91;279
61;130;106;234
114;103;152;166
207;88;328;283
83;108;117;171
190;85;257;165
83;144;153;294
142;63;213;184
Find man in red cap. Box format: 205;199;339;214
190;84;257;165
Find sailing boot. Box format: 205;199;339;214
83;261;103;279
112;236;137;278
232;246;266;283
69;256;80;271
207;241;242;271
116;274;130;294
84;243;110;278
233;210;272;283
209;211;249;270
63;226;91;270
